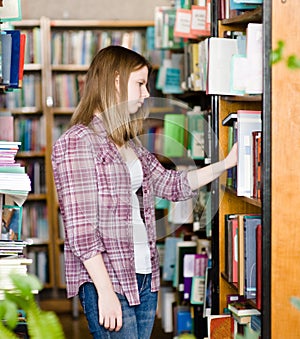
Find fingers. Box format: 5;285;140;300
99;313;123;332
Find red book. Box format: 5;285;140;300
256;224;262;310
18;33;26;88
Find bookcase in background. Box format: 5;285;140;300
4;17;55;288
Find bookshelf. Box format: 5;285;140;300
211;1;300;338
1;16;54;288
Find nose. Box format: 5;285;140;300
142;86;150;98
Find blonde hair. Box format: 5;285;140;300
70;45;152;146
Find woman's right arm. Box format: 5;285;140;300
84;254;122;331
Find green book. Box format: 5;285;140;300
163;113;186;158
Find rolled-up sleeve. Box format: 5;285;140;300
52;132;104;262
142;149;196;201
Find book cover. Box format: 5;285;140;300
237;214;245;295
190;5;210;37
237;110;261;197
5;30;21;88
174;8;198;39
173;241;197;291
162;237;182;281
187;107;205;159
224;214;233;282
243;215;261;299
1;33;12;85
0;0;22;22
256;224;262;310
207;314;234;339
0;115;14;141
207;37;238;95
163;113;186;158
18;33;26;88
228;300;261;316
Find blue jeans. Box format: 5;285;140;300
78;274;158;339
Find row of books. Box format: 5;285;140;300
22;203;48;241
207;23;263;96
51;29;148;65
14;116;46;152
1;29;26;89
224;213;262;307
4;73;42;109
223;109;262;199
218;0;262;21
144;109;211;162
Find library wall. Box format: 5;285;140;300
20;0;169;20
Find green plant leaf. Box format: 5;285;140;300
287;55;300;69
270;40;285;65
0;300;18;330
290;296;300;310
0;321;19;339
9;273;42;298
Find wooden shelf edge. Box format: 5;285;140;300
50;19;154;28
221;6;262;26
221;184;262;208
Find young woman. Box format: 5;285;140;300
52;45;237;339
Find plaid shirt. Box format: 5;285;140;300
51;116;195;306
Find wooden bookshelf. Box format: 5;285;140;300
212;1;300;337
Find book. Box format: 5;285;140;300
256;224;262;310
186;106;205;159
163;113;186;158
237;110;261;197
5;30;21;88
0;0;22;22
1;32;12;85
0;115;14;141
162;237;182;281
207;314;234;339
243;215;261;299
173;240;197;292
18;33;26;88
228;300;261;316
190;4;210;37
222;112;237;127
207;37;238;95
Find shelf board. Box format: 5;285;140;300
26;193;47;201
24;64;42;71
221;185;262;208
221;95;262;102
221;6;262;26
50;19;154;28
51;64;89;72
17;151;45;158
11;107;43;115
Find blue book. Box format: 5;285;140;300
5;30;21;88
243;215;261;299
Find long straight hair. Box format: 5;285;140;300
70;45;152;146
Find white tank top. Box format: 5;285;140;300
126;158;152;274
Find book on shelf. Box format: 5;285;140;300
173;240;197;292
190;4;211;37
1;205;22;241
174;8;198;39
228;300;261;317
237;110;261;198
207;314;234;339
4;30;21;89
0;0;22;22
207;37;238;95
0;113;14;142
163;113;186;158
224;214;238;283
243;215;261;299
1;32;12;85
255;224;262;310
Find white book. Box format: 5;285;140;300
207;37;238;95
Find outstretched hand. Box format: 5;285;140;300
225;142;238;170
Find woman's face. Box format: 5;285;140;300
127;66;150;114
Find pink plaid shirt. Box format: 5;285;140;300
51;115;195;306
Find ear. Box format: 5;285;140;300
115;73;120;92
